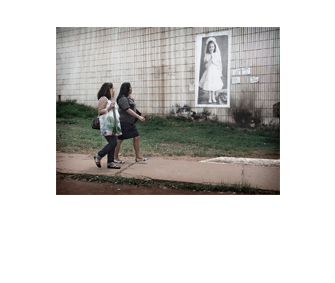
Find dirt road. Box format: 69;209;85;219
56;174;239;195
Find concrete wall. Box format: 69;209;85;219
56;27;280;126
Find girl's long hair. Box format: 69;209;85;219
206;40;216;53
116;82;131;104
97;83;113;100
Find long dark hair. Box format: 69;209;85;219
97;82;113;100
116;82;131;104
206;40;216;53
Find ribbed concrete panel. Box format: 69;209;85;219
56;27;280;126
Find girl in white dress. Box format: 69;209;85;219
199;37;223;103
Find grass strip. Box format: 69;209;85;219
58;172;279;195
56;100;280;159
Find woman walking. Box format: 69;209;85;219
94;82;121;169
114;82;147;163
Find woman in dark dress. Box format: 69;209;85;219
114;82;148;163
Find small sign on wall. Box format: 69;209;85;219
232;77;240;84
189;83;195;91
250;77;259;83
242;68;250;75
233;69;241;76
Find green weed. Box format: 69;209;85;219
57;100;97;119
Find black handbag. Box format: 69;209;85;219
134;109;141;123
92;117;100;129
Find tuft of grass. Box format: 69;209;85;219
57;100;97;119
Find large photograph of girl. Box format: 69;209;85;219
195;30;231;107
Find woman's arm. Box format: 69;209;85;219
211;53;218;66
126;109;145;123
205;61;212;69
204;54;212;68
98;98;115;115
205;54;219;68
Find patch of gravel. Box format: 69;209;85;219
200;157;280;167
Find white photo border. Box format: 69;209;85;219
195;30;232;108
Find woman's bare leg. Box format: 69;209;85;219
114;139;124;161
133;136;142;159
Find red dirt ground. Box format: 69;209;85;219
56;174;239;195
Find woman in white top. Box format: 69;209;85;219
94;83;120;169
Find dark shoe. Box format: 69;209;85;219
94;156;101;168
107;165;121;169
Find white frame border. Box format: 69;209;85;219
195;30;232;108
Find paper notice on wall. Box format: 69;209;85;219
250;77;259;83
189;83;195;91
233;69;241;76
242;68;250;75
232;77;240;84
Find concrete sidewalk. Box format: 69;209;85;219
56;153;280;191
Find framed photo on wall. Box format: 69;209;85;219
195;30;231;107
